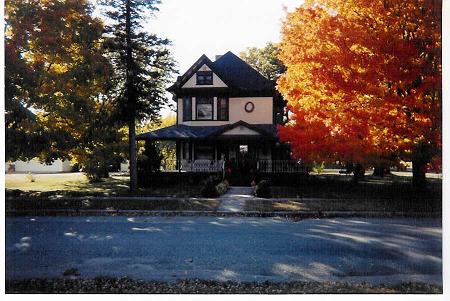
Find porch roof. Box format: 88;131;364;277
137;121;277;141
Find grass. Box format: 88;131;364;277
5;172;201;197
247;174;441;213
5;172;213;212
5;171;442;214
268;174;441;200
245;198;440;214
5;173;129;194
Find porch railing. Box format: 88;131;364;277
180;159;224;172
257;160;307;173
156;159;307;173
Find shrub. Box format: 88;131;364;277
312;161;325;174
200;176;221;197
255;179;271;198
215;180;229;195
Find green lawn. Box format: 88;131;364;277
5;173;201;197
5;173;130;194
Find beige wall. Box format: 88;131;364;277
182;64;227;88
178;96;273;125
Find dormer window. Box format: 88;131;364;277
196;71;213;85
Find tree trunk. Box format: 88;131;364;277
373;164;390;177
411;142;432;188
125;0;138;192
352;163;365;183
129;117;138;192
412;158;426;188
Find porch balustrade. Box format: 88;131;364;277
156;159;306;173
257;160;306;173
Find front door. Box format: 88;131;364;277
226;143;257;186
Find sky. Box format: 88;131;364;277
141;0;303;113
146;0;302;74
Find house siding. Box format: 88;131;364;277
178;96;273;126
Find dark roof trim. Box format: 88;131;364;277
167;54;231;93
137;121;277;141
175;88;274;98
211;120;272;137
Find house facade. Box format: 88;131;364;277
138;51;304;184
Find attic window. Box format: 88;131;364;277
196;71;213;85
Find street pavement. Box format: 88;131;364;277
5;216;442;285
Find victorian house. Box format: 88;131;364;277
137;51;303;184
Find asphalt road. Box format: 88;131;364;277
5;216;442;285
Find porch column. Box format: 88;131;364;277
214;143;218;161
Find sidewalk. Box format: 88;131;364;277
217;186;253;212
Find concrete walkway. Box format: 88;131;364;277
217;186;254;212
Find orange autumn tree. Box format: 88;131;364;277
277;0;441;185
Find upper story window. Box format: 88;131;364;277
183;97;192;121
217;97;229;121
196;71;213;85
196;97;213;120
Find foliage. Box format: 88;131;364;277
200;175;222;197
312;161;325;174
215;180;230;195
137;113;177;169
277;0;441;183
138;142;162;173
5;0;125;180
255;179;271;198
100;0;176;191
239;42;286;80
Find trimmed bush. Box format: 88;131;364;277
200;176;221;197
255;179;271;198
215;180;229;195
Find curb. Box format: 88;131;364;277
5;209;441;219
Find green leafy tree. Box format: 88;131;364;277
138;113;176;170
239;42;286;80
101;0;176;191
5;0;124;180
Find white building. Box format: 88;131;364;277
6;158;72;173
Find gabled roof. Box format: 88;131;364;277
213;52;274;92
211;120;274;137
137;121;277;141
167;51;275;95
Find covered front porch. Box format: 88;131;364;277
136;121;307;184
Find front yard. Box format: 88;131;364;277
5;171;442;215
5;172;201;197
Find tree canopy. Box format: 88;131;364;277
239;42;286;81
5;0;124;178
277;0;441;183
100;0;176;190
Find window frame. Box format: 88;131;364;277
196;97;214;120
217;97;229;121
182;96;192;121
196;71;213;85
